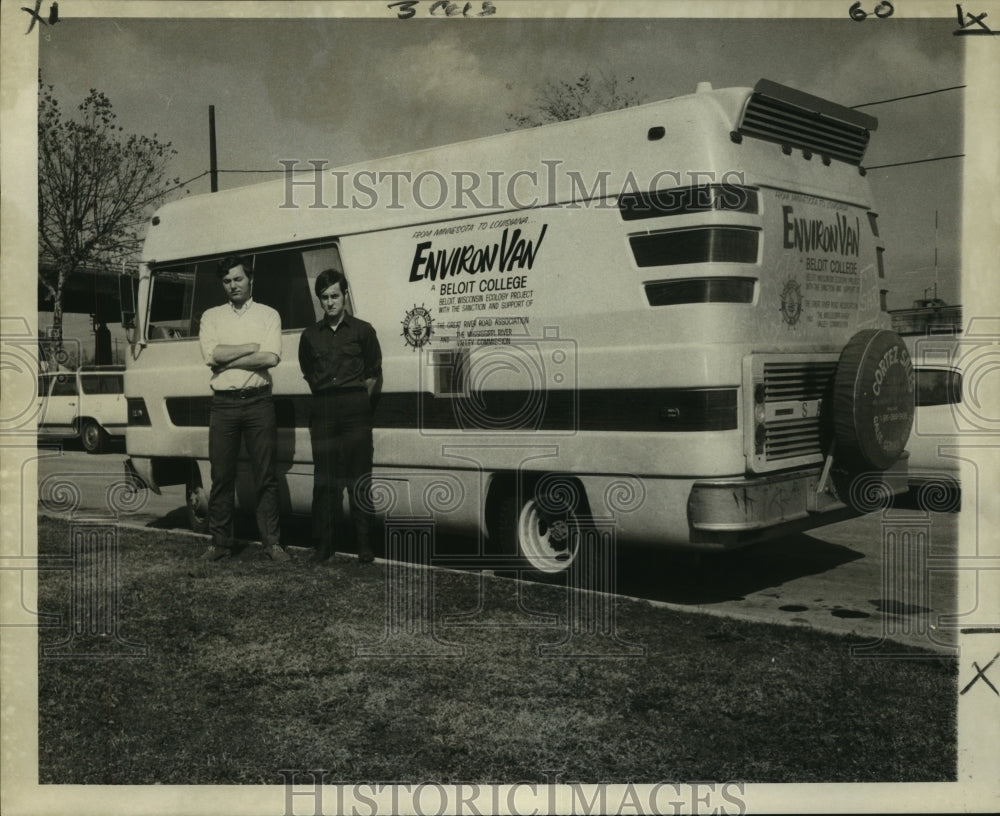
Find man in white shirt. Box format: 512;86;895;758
198;255;287;561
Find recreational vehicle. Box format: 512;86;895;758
122;79;914;571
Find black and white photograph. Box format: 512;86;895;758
1;1;998;814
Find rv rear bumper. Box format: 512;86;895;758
687;461;909;546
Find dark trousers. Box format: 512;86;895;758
309;388;374;554
208;394;280;549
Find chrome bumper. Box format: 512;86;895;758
688;460;909;540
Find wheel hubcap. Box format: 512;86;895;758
188;487;208;523
517;498;577;573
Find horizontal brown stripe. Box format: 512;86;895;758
160;387;738;433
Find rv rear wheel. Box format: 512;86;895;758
493;477;589;574
186;469;210;534
515;496;582;573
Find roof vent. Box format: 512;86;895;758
736;79;878;166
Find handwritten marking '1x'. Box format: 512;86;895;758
960;652;1000;696
954;4;998;35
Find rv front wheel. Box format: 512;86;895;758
186;470;210;534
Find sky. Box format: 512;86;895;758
34;3;968;314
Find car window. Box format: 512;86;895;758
915;367;962;407
80;374;125;395
50;374;78;397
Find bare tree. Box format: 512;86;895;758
507;71;646;129
37;83;180;349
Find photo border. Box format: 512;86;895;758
3;1;998;814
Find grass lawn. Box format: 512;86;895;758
36;515;957;785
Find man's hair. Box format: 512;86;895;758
315;268;348;297
217;255;252;278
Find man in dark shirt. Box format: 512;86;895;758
298;269;382;563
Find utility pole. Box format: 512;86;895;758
209;105;218;193
933;210;939;301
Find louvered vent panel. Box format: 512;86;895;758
761;361;836;462
737;80;877;166
763;361;836;402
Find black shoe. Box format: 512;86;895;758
265;544;290;562
200;545;230;561
309;546;334;564
357;549;375;564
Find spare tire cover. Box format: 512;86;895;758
832;329;915;471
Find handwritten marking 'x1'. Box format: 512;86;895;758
960;652;1000;696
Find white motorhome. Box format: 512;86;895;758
122;79;915;571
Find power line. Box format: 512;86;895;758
216;168;289;174
137;170;211;208
168;170;211;189
866;153;964;170
851;85;964;171
852;85;965;109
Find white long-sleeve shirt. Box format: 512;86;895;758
198;298;282;391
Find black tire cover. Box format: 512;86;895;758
833;329;915;470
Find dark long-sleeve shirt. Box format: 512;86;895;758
298;314;382;394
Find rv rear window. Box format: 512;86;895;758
619;184;758;221
630;227;760;268
644;277;756;306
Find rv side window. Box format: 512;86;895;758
619;183;759;221
630;226;760;268
300;245;352;319
252;246;328;327
148;242;346;340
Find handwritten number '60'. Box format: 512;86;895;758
850;1;894;20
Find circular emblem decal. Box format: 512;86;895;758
780;278;803;327
401;305;433;350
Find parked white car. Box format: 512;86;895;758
37;366;127;453
904;362;962;510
